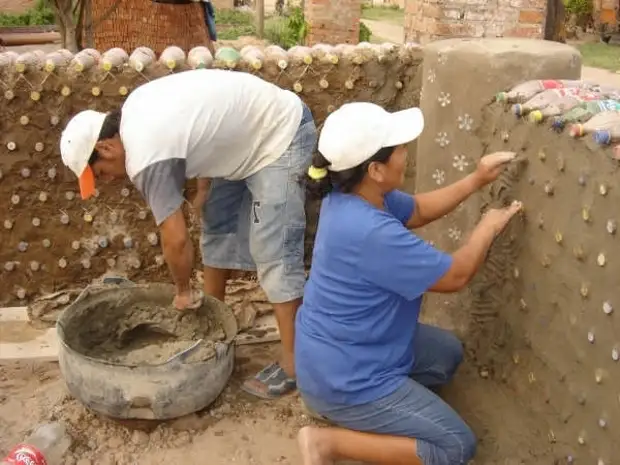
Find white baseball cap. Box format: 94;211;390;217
318;102;425;172
60;110;107;199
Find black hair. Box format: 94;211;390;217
88;109;122;166
305;145;397;200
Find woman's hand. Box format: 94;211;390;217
473;152;517;187
480;201;523;236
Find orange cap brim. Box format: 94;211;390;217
79;165;96;200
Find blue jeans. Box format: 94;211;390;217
301;324;476;465
201;103;316;304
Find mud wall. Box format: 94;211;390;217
0;43;423;305
416;38;617;463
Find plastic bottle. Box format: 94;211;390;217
334;43;363;64
215;47;241;68
14;50;45;73
129;47;156;72
569;110;620;138
593;121;620;145
44;50;73;72
71;48;100;72
241;46;264;70
264;45;288;69
552;100;620;129
159;46;185;70
513;87;587;116
100;48;128;71
311;43;338;64
528;91;602;123
288;45;313;65
497;79;583;103
188;46;213;69
0;51;19;70
2;423;71;465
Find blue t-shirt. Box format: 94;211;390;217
295;190;453;405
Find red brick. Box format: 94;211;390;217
505;24;543;38
518;9;545;24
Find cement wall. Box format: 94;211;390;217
415;38;618;464
0;43;423;305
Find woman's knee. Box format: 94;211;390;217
442;333;464;376
446;423;477;464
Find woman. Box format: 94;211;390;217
295;102;522;465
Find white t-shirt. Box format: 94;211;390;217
120;69;304;225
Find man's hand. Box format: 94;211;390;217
191;178;211;219
479;200;523;236
173;289;204;311
192;190;208;218
473;152;517;188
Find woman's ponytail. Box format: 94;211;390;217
305;151;333;200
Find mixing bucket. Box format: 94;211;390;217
56;281;238;420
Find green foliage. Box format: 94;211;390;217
0;0;55;27
214;8;256;40
264;6;308;49
564;0;593;22
359;21;372;42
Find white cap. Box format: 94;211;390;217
60;110;107;199
318;102;425;172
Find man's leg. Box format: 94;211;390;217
410;323;464;389
201;178;256;301
241;105;317;400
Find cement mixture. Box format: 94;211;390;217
67;299;226;366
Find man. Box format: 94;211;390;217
59;69;317;399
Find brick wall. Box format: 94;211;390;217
405;0;546;44
593;0;619;26
305;0;362;45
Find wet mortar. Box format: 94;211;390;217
64;294;226;365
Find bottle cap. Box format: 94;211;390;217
528;111;543;124
496;92;507;102
569;124;583;138
593;130;611;145
551;118;564;130
512;104;522;116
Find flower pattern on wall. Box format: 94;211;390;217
457;114;473;131
435;132;450;148
427;69;436;83
432;169;446;185
438;92;451;107
452;155;470;172
448;227;462;242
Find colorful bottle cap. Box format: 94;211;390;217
512;104;523;116
592;130;612;145
551;118;564;130
528;110;543;123
569;124;583;138
496;92;507;102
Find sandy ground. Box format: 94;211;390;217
0;333;556;465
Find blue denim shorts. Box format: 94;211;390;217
200;103;316;303
301;324;477;465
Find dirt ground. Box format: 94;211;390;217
0;337;560;465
